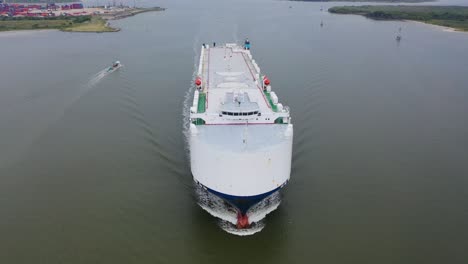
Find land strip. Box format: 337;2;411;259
329;5;468;32
0;4;165;32
293;0;434;3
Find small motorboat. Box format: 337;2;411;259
107;60;122;73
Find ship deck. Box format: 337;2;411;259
200;46;274;115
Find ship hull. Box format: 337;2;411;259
195;181;284;214
190;124;293;214
189;44;293;230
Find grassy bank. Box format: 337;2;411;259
0;16;101;32
0;7;164;32
329;6;468;31
100;7;166;20
62;16;117;32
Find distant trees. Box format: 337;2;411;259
328;6;468;31
366;11;395;19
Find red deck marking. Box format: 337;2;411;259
236;51;272;109
204;47;272;113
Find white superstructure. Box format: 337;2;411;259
189;43;293;227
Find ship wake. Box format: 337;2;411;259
182;37;201;150
194;184;281;236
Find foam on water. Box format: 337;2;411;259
194;183;282;236
247;192;282;224
219;220;265;236
222;193;282;236
195;184;238;224
182;36;200;148
87;64;122;88
87;69;108;88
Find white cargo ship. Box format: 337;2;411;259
189;43;293;229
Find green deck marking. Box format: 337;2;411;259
197;93;206;113
192;92;206;125
193;118;205;125
263;90;278;112
274;117;284;124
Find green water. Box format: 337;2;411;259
0;0;468;263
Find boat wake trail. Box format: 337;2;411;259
115;74;179;172
64;65;121;112
87;68;110;88
78;64;122;103
194;184;281;236
0;65;121;168
87;69;106;87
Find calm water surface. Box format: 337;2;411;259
1;0;468;263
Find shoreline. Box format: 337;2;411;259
406;20;463;33
293;0;434;2
329;6;468;33
100;7;165;20
0;7;165;33
0;28;55;36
